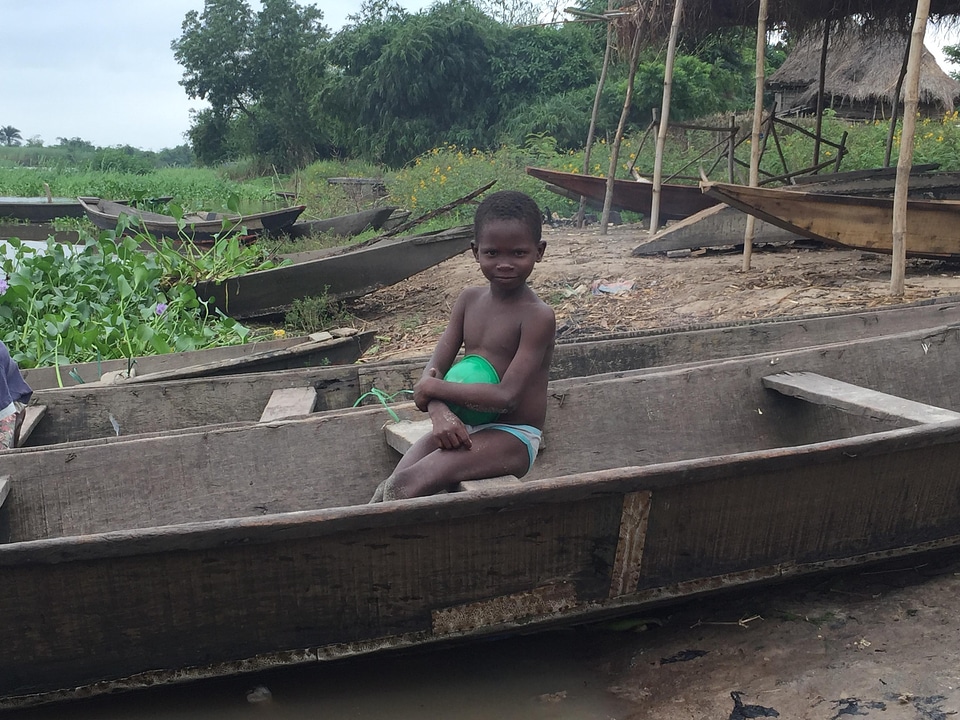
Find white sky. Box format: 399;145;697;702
2;3;958;152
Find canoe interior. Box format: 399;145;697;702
4;324;960;704
19;298;960;446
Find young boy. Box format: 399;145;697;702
0;341;32;450
370;190;555;502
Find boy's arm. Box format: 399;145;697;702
417;303;556;415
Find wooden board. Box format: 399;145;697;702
259;388;318;422
0;475;8;509
762;371;960;425
16;406;46;447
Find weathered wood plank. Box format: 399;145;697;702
0;475;9;508
384;420;432;454
456;476;521;491
762;371;960;424
16;406;46;448
259;388;318;422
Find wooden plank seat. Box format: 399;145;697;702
259;388;318;422
0;475;8;509
16;405;46;447
762;371;960;425
383;419;520;491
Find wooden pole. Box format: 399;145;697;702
891;0;930;296
742;0;768;272
885;26;912;167
649;0;685;235
577;0;615;229
812;22;830;171
601;29;643;235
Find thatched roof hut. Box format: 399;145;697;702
768;24;960;118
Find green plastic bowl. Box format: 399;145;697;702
443;355;500;425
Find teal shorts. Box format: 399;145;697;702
466;422;542;473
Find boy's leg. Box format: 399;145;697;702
378;429;530;501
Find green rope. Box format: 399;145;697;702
352;387;413;423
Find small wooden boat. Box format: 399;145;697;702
288;206;398;238
0;196;85;222
77;197;306;242
19;329;375;391
701;180;960;258
0;223;81;244
5;321;960;707
525;166;718;221
196;225;474;320
18;298;960;447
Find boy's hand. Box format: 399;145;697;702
413;367;441;411
428;400;472;450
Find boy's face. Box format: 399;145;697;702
472;219;545;291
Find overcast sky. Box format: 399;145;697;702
2;3;958;152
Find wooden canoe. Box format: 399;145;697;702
5;322;960;706
701;180;960;259
195;225;474;320
0;196;85;222
525;166;718;221
0;223;80;244
77;197;306;242
19;329;375;391
18;297;960;447
287;206;398;238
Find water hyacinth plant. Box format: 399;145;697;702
0;230;278;370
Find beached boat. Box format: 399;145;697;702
701;180;960;258
195;225;474;320
19;328;376;391
0;196;85;222
77;197;306;242
525;166;718;221
288;206;398;238
18;298;960;447
4;321;960;707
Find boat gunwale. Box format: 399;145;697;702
3;416;959;566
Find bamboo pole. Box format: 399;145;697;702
600;28;643;235
742;0;768;272
649;0;685;235
577;0;615;229
885;26;912;167
891;0;930;296
812;22;830;170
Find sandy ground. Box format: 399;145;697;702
350;222;960;360
350;223;960;719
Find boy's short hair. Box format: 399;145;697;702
473;190;542;245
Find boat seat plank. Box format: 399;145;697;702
762;372;960;425
383;420;520;491
0;475;8;508
259;388;318;422
16;405;46;447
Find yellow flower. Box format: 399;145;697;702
273;329;286;338
440;175;447;184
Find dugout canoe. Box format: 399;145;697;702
287;206;398;238
19;329;375;391
701;180;960;259
525;166;718;221
78;197;306;242
17;297;960;447
195;225;474;320
0;196;85;222
5;322;960;706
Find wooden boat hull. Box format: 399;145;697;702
5;323;960;706
20;330;375;391
525;166;718;221
78;197;306;242
18;298;960;447
195;225;474;320
702;181;960;258
0;223;81;244
0;197;84;222
288;206;397;238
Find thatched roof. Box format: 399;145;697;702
768;24;960;113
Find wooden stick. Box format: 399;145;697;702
742;0;769;272
649;0;685;235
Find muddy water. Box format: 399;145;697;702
9;629;635;720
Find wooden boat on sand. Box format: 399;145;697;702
701;180;960;258
5;321;960;706
19;328;375;391
0;196;85;222
78;197;306;242
17;298;960;447
288;206;398;238
525;166;718;221
196;225;474;320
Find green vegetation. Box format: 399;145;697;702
284;291;358;335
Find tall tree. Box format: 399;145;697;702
0;126;22;147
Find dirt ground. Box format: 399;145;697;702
350;223;960;720
351;221;960;360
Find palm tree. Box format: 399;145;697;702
0;126;23;146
